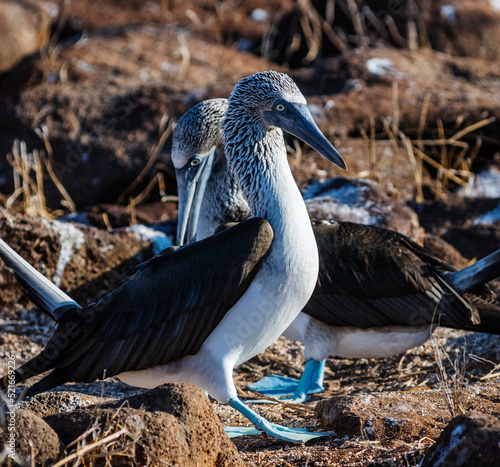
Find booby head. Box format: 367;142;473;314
172;98;229;245
174;72;347;243
223;71;347;174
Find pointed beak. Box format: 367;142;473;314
266;103;347;171
176;150;216;246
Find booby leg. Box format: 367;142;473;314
226;397;333;443
287;359;325;403
248;359;326;402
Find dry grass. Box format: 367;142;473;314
3;112;175;225
266;0;430;65
430;328;473;418
5;131;76;219
35;124;76;213
358;90;495;201
116;113;175;216
39;0;73;84
6;140;47;218
53;404;144;467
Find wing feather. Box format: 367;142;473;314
16;218;273;393
305;222;479;328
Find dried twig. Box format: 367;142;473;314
35;125;77;212
116;115;174;204
449;116;496;142
431;332;471;418
52;429;129;467
235;386;315;414
6;140;53;218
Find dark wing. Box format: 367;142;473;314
303;222;479;329
13;218;273;394
0;239;82;321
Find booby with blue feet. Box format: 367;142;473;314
0;71;347;442
172;98;500;403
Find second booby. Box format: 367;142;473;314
172;98;500;403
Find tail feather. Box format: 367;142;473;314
448;249;500;293
453;298;500;335
0;238;81;321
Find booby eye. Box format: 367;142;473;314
275;103;285;112
190;158;201;167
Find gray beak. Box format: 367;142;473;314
265;103;347;171
176;149;216;246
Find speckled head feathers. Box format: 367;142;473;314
222;70;347;194
227;71;306;113
172;98;228;169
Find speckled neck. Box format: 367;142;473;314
196;145;251;240
222;91;318;279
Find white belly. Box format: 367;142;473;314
201;262;316;368
285;314;433;360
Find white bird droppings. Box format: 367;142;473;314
42;219;85;287
456;167;500;198
474;203;500;226
251;9;269;22
489;0;500;12
441;5;456;24
366;58;396;77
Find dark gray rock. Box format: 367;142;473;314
422;413;500;467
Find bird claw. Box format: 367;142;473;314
227;396;332;443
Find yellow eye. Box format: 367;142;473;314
275;103;285;111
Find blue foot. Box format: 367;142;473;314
248;375;300;397
227;396;333;443
248;359;326;403
285;359;325;403
224;426;262;438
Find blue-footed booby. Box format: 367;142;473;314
172;98;500;403
0;71;347;443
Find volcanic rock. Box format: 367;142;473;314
421;413;500;467
0;207;162;316
43;384;244;466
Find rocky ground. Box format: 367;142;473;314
1;0;500;465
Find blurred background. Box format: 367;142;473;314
1;0;500;213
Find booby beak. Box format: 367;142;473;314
176;149;216;246
265;102;347;171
